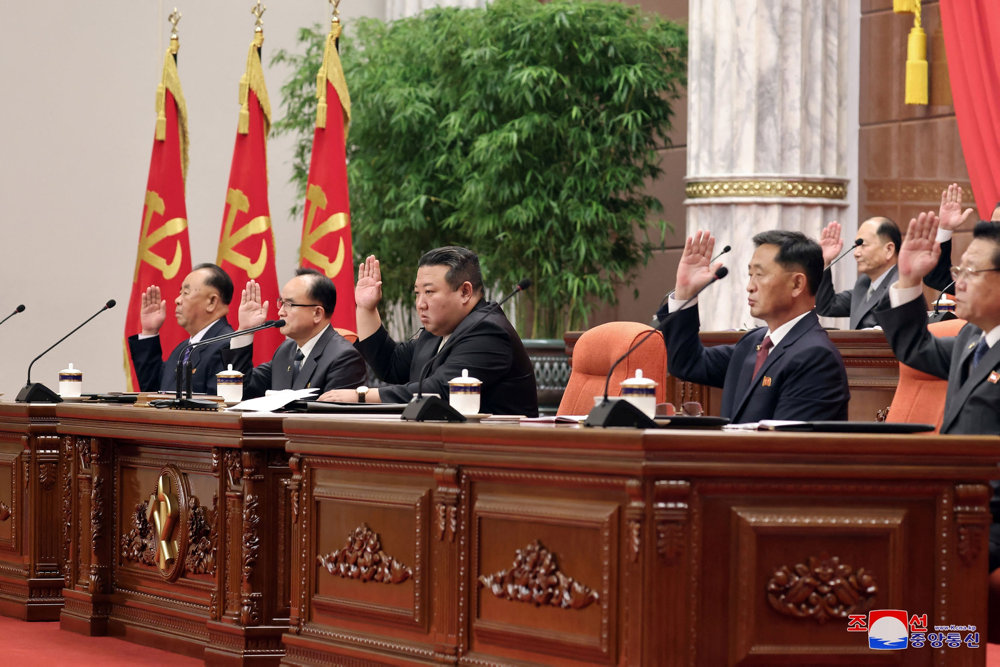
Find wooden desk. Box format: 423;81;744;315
0;403;63;620
282;417;995;666
56;404;291;665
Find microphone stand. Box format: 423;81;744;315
928;280;957;323
157;319;285;411
401;280;531;422
0;304;25;328
827;238;863;268
586;268;729;428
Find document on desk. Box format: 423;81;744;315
722;420;804;431
226;388;319;412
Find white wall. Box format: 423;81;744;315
0;1;383;398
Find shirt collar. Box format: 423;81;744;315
764;311;810;347
297;324;329;362
189;319;221;344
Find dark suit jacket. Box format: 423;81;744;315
658;306;849;422
356;300;538;417
128;318;233;394
220;326;367;400
876;295;1000;569
815;265;897;329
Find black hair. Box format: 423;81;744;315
973;221;1000;269
417;246;485;295
294;267;336;318
751;230;823;295
192;263;234;305
870;217;901;255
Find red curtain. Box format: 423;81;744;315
940;0;1000;218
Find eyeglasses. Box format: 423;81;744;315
949;266;1000;282
277;298;320;309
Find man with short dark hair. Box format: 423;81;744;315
657;229;849;422
128;262;235;394
223;268;366;399
319;246;538;416
876;212;1000;571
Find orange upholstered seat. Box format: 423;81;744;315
334;327;359;344
885;318;966;431
557;322;667;415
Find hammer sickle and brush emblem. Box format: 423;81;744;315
218;188;271;278
146;473;179;570
300;184;348;279
134;190;188;283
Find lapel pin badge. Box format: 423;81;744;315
762;376;772;387
989;371;1000;384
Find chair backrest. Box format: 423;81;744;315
885;318;966;431
334;327;359;344
557;322;666;415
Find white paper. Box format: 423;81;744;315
226;388;319;412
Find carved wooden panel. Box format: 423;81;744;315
468;484;621;664
0;446;18;549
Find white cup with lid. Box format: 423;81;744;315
620;369;657;419
216;364;244;403
448;369;482;416
59;363;83;398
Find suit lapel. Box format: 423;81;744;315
294;328;332;389
730;329;769;417
187;318;230;386
848;275;872;329
940;326;984;432
272;343;295;391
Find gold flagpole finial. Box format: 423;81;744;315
329;0;342;23
168;8;182;53
251;1;266;33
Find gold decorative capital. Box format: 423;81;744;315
251;0;266;32
686;178;848;201
330;0;342;23
168;8;181;39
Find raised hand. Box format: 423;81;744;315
819;221;844;267
897;211;941;288
938;183;976;232
139;285;166;335
674;231;723;301
355;255;383;312
237;279;268;331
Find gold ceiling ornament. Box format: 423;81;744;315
686;178;848;201
251;0;266;32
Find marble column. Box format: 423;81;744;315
385;0;485;22
687;0;856;330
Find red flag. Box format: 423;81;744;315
124;38;192;390
298;19;357;332
217;30;283;366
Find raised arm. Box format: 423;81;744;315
355;255;384;341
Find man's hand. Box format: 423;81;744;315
819;221;844;267
318;387;381;403
938;183;976;232
674;231;723;301
139;285;166;335
237;279;268;331
356;255;383;312
897;211;941;288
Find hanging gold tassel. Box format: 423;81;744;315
315;20;351;134
154;35;190;180
238;30;271;135
894;0;928;105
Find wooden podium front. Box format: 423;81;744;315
0;403;64;620
56;404;291;665
281;418;996;666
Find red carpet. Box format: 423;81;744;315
0;615;202;666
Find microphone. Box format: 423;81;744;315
929;280;957;323
587;267;730;428
827;238;863;268
16;299;116;403
401;280;531;422
169;319;286;407
652;246;730;327
0;304;25;328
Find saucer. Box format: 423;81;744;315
462;413;492;423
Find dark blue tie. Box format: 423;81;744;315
291;349;304;384
971;338;990;370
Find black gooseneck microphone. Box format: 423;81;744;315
0;304;25;328
587;267;729;428
401;279;532;422
929;280;957;323
16;299;117;403
652;245;730;327
827;238;863;268
163;318;286;409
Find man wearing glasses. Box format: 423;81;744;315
223;268;366;399
876;211;1000;572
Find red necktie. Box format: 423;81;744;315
752;335;773;380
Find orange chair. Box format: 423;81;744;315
335;327;359;344
884;318;966;431
557;322;667;415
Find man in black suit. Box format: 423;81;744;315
319;246;538;416
223;269;366;399
875;212;1000;570
128;263;234;394
657;229;849;423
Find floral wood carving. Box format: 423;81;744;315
39;462;57;490
317;523;412;584
121;501;158;567
766;554;877;623
0;501;10;521
479;540;599;610
185;495;217;575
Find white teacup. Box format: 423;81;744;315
620;369;658;419
59;363;83;398
448;369;482;416
216;364;244;403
